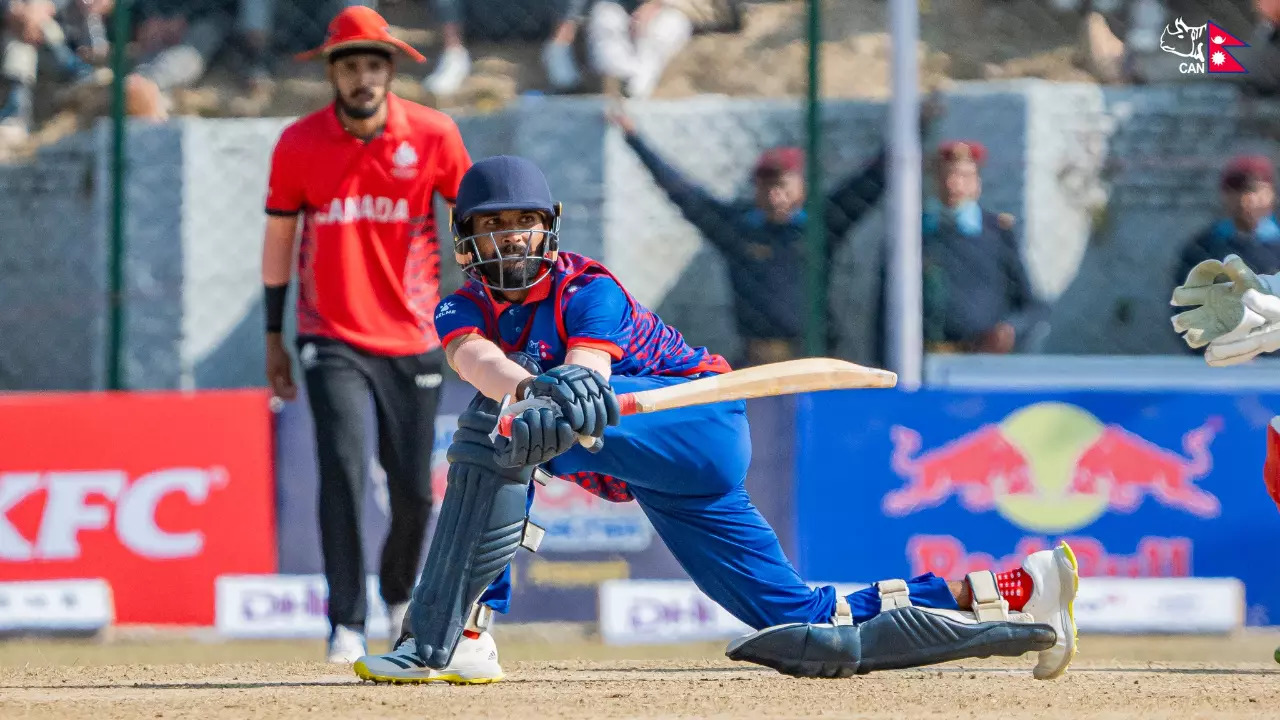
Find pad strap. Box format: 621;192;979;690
965;570;1011;622
832;596;853;626
877;578;912;612
521;520;546;552
466;602;494;633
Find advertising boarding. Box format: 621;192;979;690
0;390;277;624
794;390;1280;626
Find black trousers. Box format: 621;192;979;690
298;336;443;632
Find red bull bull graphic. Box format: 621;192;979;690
795;390;1280;626
1069;419;1220;518
884;425;1033;515
884;402;1222;533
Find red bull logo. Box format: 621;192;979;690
884;402;1222;533
1069;419;1220;518
885;425;1034;515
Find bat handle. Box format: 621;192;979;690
618;393;638;416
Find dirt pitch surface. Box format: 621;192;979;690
4;626;1280;719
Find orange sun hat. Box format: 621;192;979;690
296;6;426;63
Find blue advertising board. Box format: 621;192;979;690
794;389;1280;625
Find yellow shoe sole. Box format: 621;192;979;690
353;659;503;685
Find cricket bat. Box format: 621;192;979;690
494;358;897;444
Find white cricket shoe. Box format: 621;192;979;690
354;631;503;685
327;625;367;664
386;602;409;650
1018;542;1079;679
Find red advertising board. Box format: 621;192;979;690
0;390;277;625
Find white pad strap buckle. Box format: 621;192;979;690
965;570;1011;622
877;578;912;613
466;602;494;633
521;520;546;553
832;596;853;626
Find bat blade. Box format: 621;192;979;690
623;358;897;414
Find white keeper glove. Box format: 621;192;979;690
1170;254;1280;366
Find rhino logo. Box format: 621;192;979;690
1160;17;1206;63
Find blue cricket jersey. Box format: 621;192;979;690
434;251;732;502
434;251;730;377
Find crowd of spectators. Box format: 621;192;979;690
4;0;1278;141
0;0;743;145
3;0;1278;369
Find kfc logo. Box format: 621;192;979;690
0;468;227;561
0;389;275;625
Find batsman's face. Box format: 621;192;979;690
754;171;805;224
469;209;551;287
939;160;981;207
329;52;391;120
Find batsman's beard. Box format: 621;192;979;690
482;255;546;290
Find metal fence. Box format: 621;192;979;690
2;0;1280;392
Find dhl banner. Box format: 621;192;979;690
794;390;1280;626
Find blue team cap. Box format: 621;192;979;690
454;155;557;223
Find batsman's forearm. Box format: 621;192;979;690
564;346;613;381
453;340;534;402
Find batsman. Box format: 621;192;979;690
354;155;1080;684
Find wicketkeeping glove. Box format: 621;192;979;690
530;364;621;439
1171;254;1280;349
1204;290;1280;366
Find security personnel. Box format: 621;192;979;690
920;140;1044;354
1172;155;1280;296
606;107;892;366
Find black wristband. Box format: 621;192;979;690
265;283;288;334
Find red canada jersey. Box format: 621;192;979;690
265;93;471;355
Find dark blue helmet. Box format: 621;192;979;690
451;155;561;292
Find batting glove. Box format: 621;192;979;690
530;364;621;439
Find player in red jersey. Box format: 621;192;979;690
260;6;471;664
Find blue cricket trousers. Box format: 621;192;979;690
480;375;957;628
